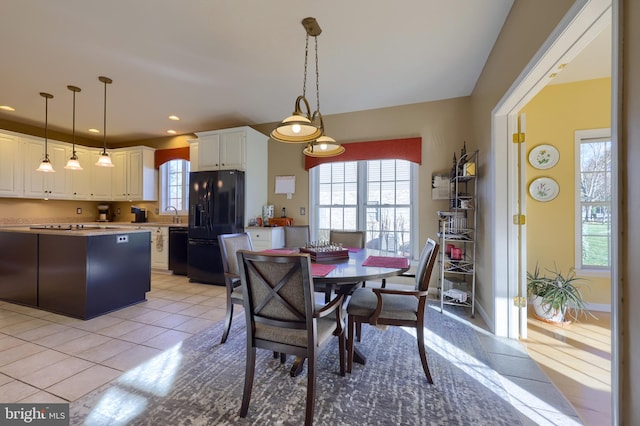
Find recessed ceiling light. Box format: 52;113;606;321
168;115;180;121
88;128;100;133
167;130;177;134
0;105;16;111
549;73;558;78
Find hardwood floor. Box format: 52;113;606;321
520;309;611;426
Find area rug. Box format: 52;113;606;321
70;304;523;425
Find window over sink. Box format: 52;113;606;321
160;159;190;215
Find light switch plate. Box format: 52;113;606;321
76;208;82;214
300;207;306;215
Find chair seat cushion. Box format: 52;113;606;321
255;316;338;348
347;287;418;321
230;285;243;302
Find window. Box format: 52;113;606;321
575;129;611;271
311;159;416;257
159;159;190;215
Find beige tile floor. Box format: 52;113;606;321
0;273;227;404
0;272;610;425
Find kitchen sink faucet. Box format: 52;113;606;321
166;206;179;223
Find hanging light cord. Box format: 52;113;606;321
102;78;107;154
314;35;320;115
44;94;50;160
71;88;77;157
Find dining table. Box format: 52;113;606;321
264;247;411;376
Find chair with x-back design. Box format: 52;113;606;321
237;250;345;426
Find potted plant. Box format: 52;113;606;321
527;264;596;323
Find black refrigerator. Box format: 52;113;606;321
188;170;244;285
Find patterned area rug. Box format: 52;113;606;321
71;305;523;425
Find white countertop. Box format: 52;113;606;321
0;225;152;236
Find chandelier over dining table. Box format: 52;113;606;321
270;17;344;158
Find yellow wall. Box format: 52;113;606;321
0;198;103;225
520;78;611;304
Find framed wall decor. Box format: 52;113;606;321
528;144;559;169
529;177;559;202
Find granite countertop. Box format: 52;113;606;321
0;225;153;236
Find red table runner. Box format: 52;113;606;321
361;256;409;269
261;249;297;254
311;263;337;277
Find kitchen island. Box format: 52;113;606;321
0;225;151;319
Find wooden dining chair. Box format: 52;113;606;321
283;225;310;249
217;232;253;344
346;238;439;383
237;250;345;426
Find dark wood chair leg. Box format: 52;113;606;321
416;325;434;384
291;356;306;377
347;315;355;373
356;322;362;342
240;346;256;417
305;350;317;426
280;352;287;364
381;278;386;288
338;328;346;376
220;302;234;344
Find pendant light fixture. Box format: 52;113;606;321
64;85;83;170
271;17;343;157
36;92;55;173
95;75;114;167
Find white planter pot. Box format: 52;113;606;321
531;295;566;323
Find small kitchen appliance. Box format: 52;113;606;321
131;206;147;223
97;204;111;222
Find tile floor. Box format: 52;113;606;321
0;272;598;425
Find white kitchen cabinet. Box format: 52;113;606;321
0;131;23;197
22;138;70;199
90;149;113;200
194;128;245;171
190;127;268;227
68;146;92;199
246;227;285;251
111;147;157;201
149;226;169;270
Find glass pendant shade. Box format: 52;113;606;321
36;158;55;172
65;155;82;170
271;96;322;143
37;92;55;173
96;151;114;167
303;135;345;157
95;76;114;167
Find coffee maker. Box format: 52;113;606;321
131;206;147;223
97;204;111;222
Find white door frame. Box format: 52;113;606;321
490;0;617;421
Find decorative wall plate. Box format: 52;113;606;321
528;144;559;169
529;177;559;202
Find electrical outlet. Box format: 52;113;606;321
116;208;121;215
300;207;306;215
155;208;159;214
76;208;82;214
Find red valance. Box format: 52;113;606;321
304;137;422;170
155;147;190;168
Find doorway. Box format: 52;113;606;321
491;0;616;422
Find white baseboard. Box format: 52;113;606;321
584;302;611;313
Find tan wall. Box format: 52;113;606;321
0;199;103;225
469;0;575;322
521;78;611;304
256;97;471;259
622;0;640;421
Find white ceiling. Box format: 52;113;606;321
0;1;610;144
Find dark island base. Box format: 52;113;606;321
38;232;151;320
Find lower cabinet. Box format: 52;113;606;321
246;227;285;251
148;226;169;270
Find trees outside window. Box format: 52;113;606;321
575;129;611;270
160;159;190;215
311;159;416;257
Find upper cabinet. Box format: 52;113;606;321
111;147;157;201
195;128;246;171
0;132;23;197
0;129;156;202
23;138;70;199
190;126;268;227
